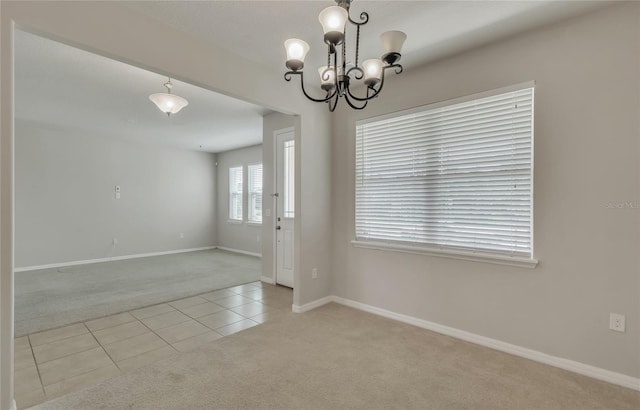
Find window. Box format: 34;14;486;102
248;163;263;223
284;140;295;218
355;84;534;260
229;166;243;221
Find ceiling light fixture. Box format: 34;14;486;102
149;78;189;116
284;0;406;112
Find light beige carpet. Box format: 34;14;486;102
32;303;639;410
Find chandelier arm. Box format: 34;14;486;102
345;63;403;102
285;71;337;103
346;66;364;80
348;11;369;26
328;89;340;112
344;92;368;110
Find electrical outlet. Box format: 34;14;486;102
112;238;118;246
257;235;260;242
312;268;318;279
179;233;184;239
609;313;626;333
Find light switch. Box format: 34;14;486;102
265;209;271;217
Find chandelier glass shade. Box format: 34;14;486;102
284;0;406;112
149;78;189;116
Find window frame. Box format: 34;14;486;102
228;165;243;222
247;162;263;224
352;81;538;268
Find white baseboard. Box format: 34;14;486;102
330;296;640;392
9;400;16;410
260;275;275;285
291;295;333;313
216;247;262;258
14;246;217;272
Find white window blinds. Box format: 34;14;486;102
229;166;243;221
248;163;263;223
355;85;534;258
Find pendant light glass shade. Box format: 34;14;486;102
318;6;348;45
149;78;188;116
318;66;336;90
149;93;189;115
380;30;406;64
284;39;310;71
362;59;383;86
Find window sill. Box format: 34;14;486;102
351;240;538;269
246;222;262;227
227;219;243;225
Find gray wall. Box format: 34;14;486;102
15;120;218;267
216;144;263;255
331;3;639;379
261;112;296;282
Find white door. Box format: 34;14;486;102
275;130;295;288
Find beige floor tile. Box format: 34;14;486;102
227;283;260;294
155;320;211;344
216;319;259;336
116;345;177;372
15;365;42;395
140;310;191;330
102;332;168;362
249;281;263;288
171;331;223;352
44;363;120;399
230;301;271;318
240;289;265;301
92;320;148;345
85;312;136;332
177;302;226;318
200;289;237;301
38;347;113;386
130;303;175;320
15;387;45;410
15;345;36;371
212;295;254;309
15;336;30;350
168;296;208;310
197;310;245;330
29;323;88;347
33;333;99;364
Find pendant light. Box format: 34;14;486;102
149;78;189;116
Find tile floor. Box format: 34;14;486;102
14;281;293;409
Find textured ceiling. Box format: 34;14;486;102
124;0;608;84
16;1;608;154
15;30;267;154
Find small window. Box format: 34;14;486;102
248;163;263;223
229;166;243;221
284;140;295;218
355;85;534;258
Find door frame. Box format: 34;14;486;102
272;126;295;287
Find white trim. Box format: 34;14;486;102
331;296;640;391
351;240;538;269
13;246;217;272
291;295;333;313
260;275;275;285
227;219;243;224
9;400;16;410
216;246;261;258
357;81;536;126
273;127;295;288
245;221;262;227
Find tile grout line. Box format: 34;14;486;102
135;315;180;353
85;322;123;373
26;335;47;399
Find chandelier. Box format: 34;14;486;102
284;0;406;112
149;78;189;116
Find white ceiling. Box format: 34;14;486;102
125;0;607;86
16;1;608;154
15;30;267;154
